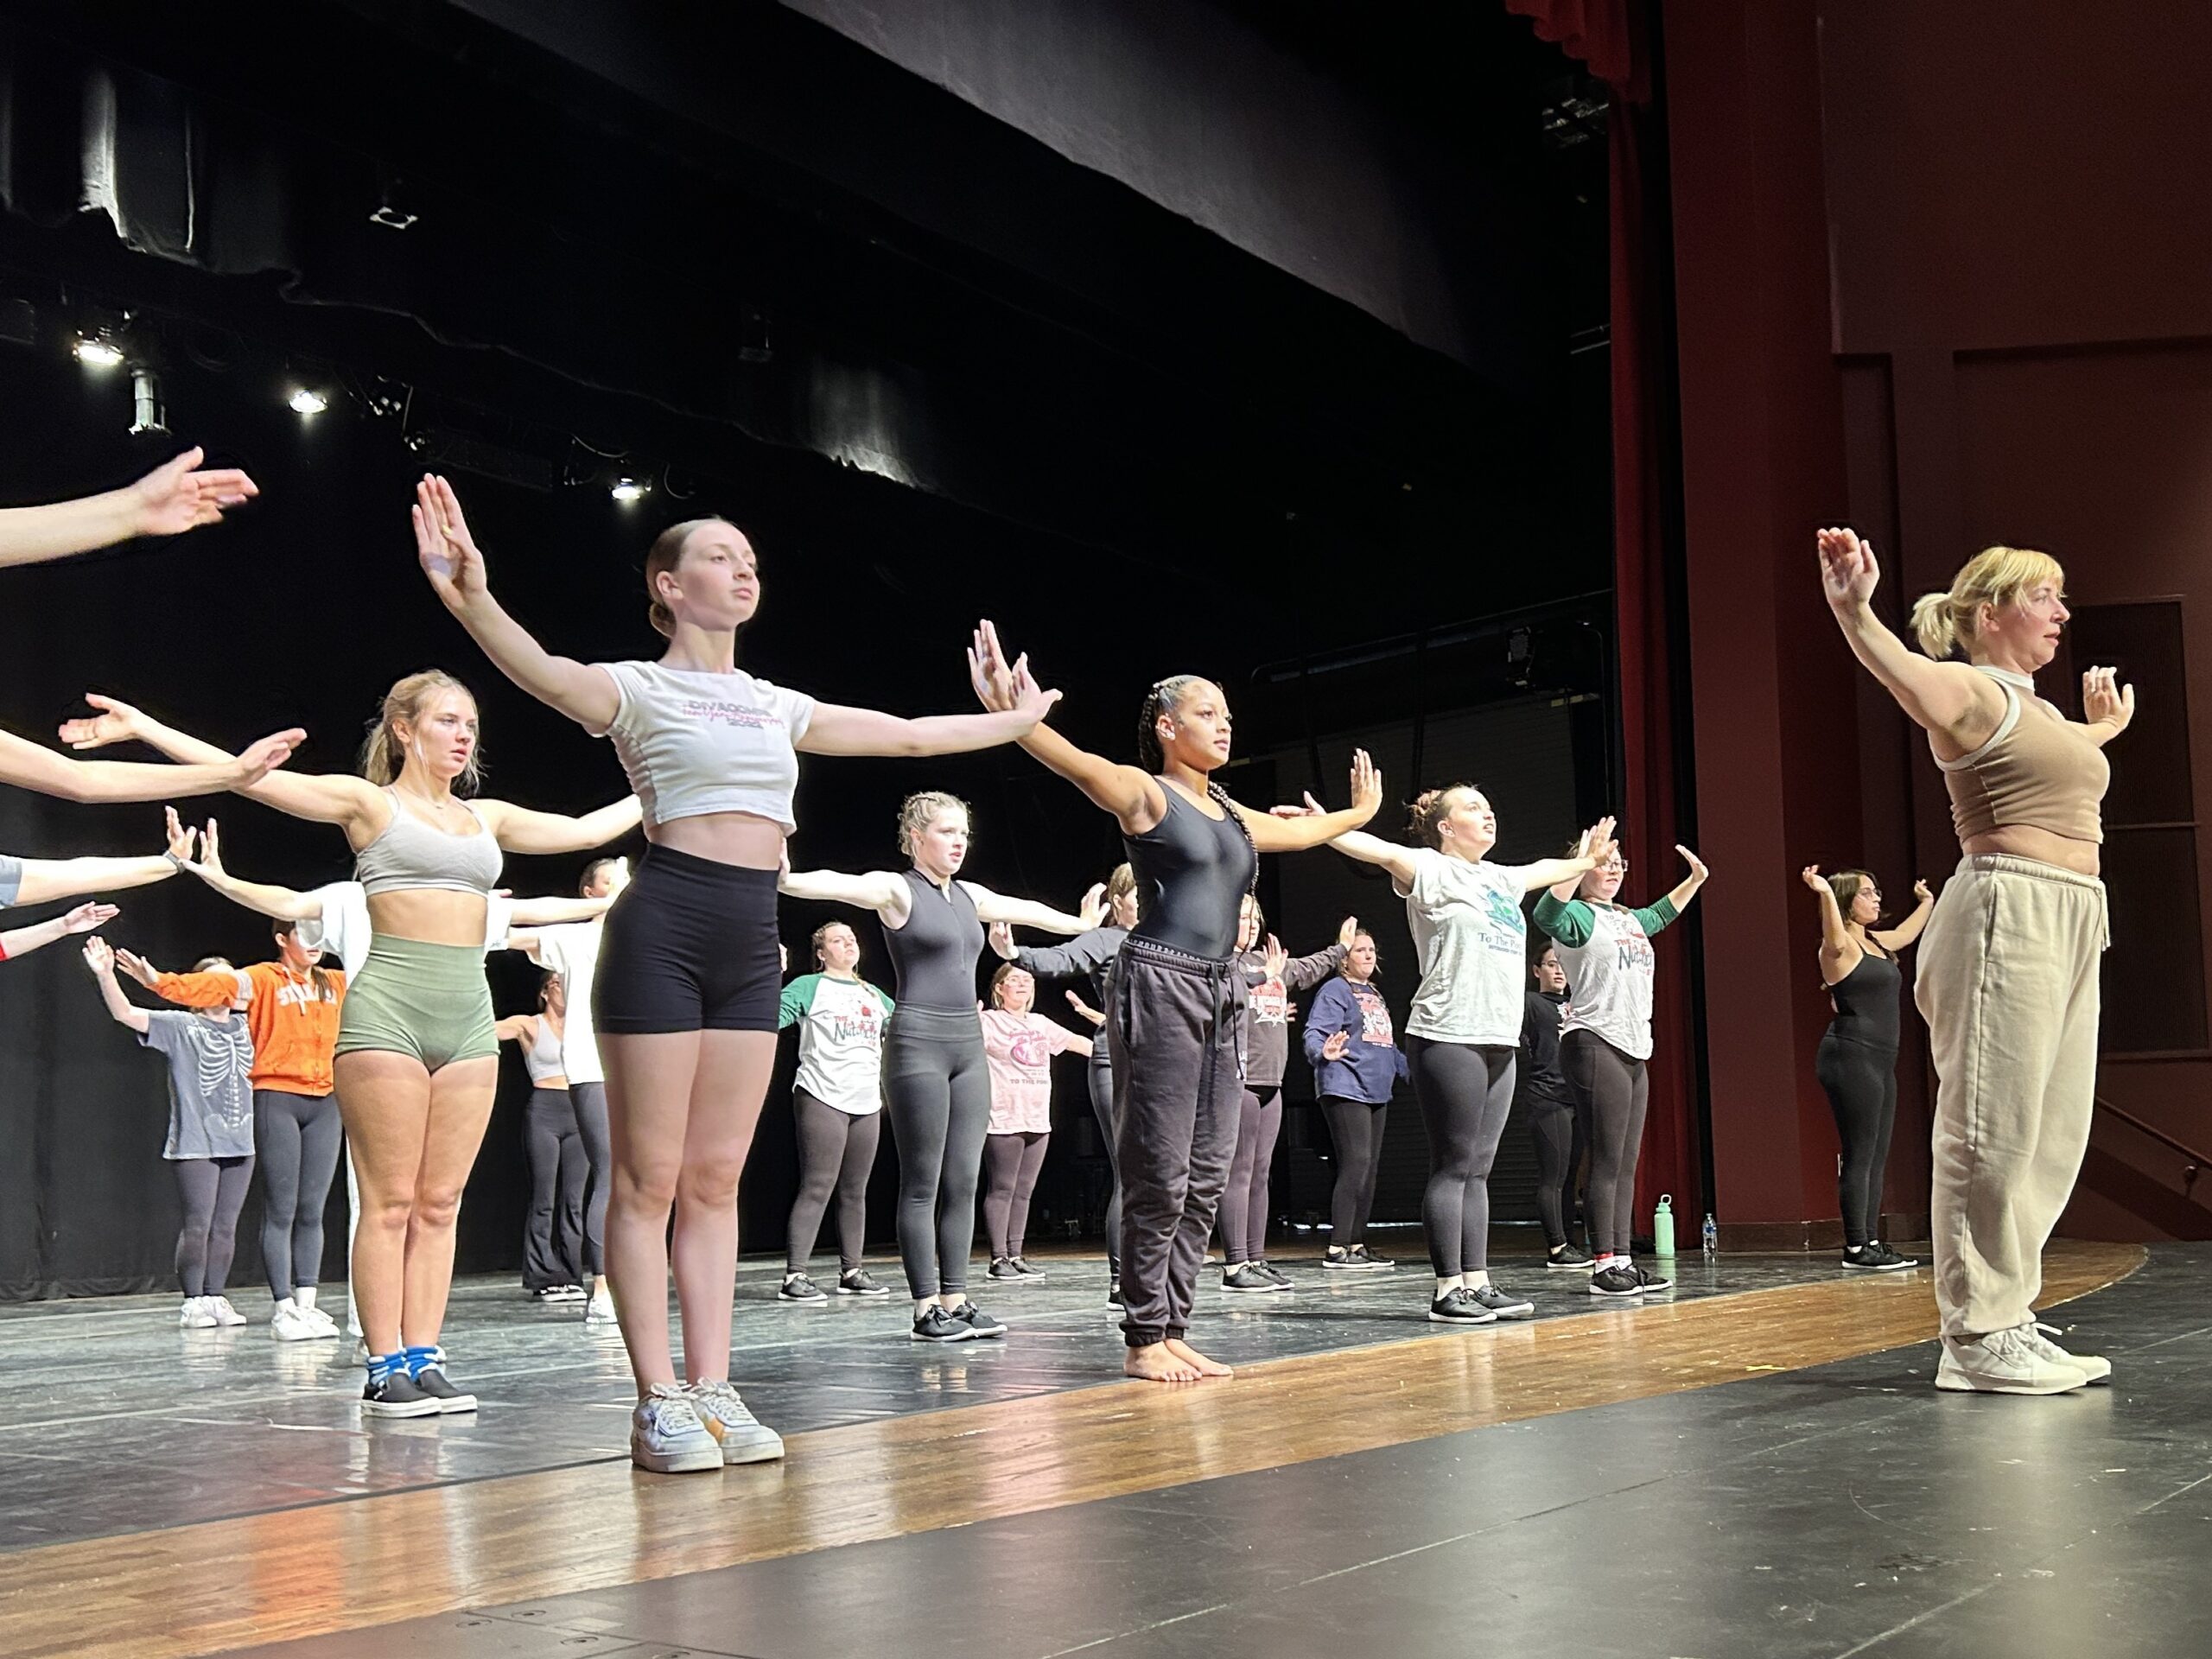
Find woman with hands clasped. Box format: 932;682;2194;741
1800;866;1932;1274
1818;526;2128;1394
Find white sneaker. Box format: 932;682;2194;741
686;1379;785;1465
585;1290;618;1325
179;1296;219;1330
209;1295;248;1327
1936;1327;2089;1395
2029;1321;2112;1383
270;1302;322;1343
304;1306;340;1334
630;1384;722;1474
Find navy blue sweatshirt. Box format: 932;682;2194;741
1302;974;1408;1104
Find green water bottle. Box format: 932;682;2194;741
1653;1194;1676;1258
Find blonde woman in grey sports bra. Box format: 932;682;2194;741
1819;529;2132;1397
65;669;641;1420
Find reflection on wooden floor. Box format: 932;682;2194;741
0;1240;2142;1659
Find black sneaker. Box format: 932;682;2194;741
988;1257;1023;1282
1427;1288;1497;1325
1588;1265;1643;1298
1106;1278;1123;1308
1845;1244;1915;1272
1347;1243;1395;1270
1872;1245;1920;1269
1631;1264;1673;1293
410;1363;478;1414
1544;1243;1594;1269
1222;1263;1275;1294
1255;1262;1294;1290
528;1284;568;1302
1321;1247;1359;1270
360;1369;441;1419
1012;1257;1047;1279
837;1268;891;1297
949;1300;1007;1339
778;1272;829;1303
910;1306;968;1343
1463;1282;1535;1319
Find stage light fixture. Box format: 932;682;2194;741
610;476;651;504
370;174;419;231
74;334;125;368
289;387;329;416
130;367;168;435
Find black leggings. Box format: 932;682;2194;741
1406;1039;1516;1277
1087;1057;1121;1276
982;1131;1051;1259
1526;1096;1586;1249
569;1080;611;1276
882;1007;992;1299
521;1086;587;1291
254;1089;343;1300
175;1155;253;1298
786;1089;882;1273
1218;1086;1282;1264
1816;1033;1899;1249
1320;1096;1388;1246
1562;1030;1649;1257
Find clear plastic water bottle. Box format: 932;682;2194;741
1701;1212;1719;1255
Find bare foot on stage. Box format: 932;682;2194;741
1166;1338;1232;1378
1125;1342;1203;1382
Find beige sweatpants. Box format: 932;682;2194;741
1915;855;2107;1340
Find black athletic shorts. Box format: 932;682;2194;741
593;844;781;1034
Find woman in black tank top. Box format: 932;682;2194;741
780;790;1101;1343
1802;866;1934;1271
969;627;1384;1383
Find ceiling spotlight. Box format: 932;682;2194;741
610;476;651;504
130;367;168;435
369;172;418;231
74;334;125;369
289;387;329;416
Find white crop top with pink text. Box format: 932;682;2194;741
591;661;815;834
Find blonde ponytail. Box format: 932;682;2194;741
1910;591;1960;659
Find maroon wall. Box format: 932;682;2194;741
1669;0;2212;1241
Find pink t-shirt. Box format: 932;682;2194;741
979;1008;1090;1135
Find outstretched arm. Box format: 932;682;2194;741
1324;828;1420;890
0;448;258;570
57;695;353;825
475;795;642;857
1661;846;1710;916
414;475;622;730
1817;527;1993;741
80;937;150;1033
779;865;909;923
970;623;1164;832
9;850;178;909
1518;817;1619;894
494;1014;540;1046
965;883;1096;937
1802;867;1852;954
1873;879;1936;952
0;901;118;963
2076;665;2138;751
1238;751;1382;853
800;624;1060;758
505;893;616;928
177;816;323;923
5;721;304;806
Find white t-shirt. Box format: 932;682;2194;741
1554;903;1661;1061
780;973;894;1115
592;661;815;834
532;920;607;1086
1398;849;1533;1046
299;881;513;977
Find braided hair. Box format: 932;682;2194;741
1135;675;1257;896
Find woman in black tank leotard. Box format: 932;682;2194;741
1802;866;1934;1270
970;632;1383;1383
781;791;1101;1342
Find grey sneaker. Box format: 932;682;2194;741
1222;1263;1276;1294
988;1257;1024;1282
687;1379;785;1464
837;1268;891;1297
1463;1282;1535;1319
1427;1288;1497;1325
778;1272;829;1304
1255;1261;1294;1289
911;1306;969;1343
949;1300;1007;1339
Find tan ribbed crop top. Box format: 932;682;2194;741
1935;667;2108;845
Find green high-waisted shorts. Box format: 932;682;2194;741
334;935;499;1070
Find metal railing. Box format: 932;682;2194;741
2093;1095;2209;1202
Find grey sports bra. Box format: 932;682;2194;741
354;787;504;898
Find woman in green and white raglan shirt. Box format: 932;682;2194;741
776;919;895;1303
1533;825;1708;1300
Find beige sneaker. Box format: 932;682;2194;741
2028;1321;2112;1383
1936;1327;2089;1395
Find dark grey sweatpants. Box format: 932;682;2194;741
1109;938;1247;1349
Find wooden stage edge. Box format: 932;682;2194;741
0;1240;2145;1659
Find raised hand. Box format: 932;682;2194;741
113;947;161;988
198;817;227;877
1262;933;1287;982
1077;882;1108;929
1321;1030;1352;1062
1336;914;1358;947
1007;653;1064;727
413;474;490;609
1913;878;1933;903
233;728;308;785
1816;526;1880;612
1269;791;1326;819
81;935;115;976
1065;988;1105;1027
1801;864;1827;892
968;620;1020;713
58;902;120;936
2082;664;2136;734
1347;749;1382;823
58;692;149;752
988;921;1019;961
126;447;259;538
163;805;198;865
1677;845;1710;883
1581;814;1620;864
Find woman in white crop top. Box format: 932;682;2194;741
60;671;641;1420
413;474;1059;1474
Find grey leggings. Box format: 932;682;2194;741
883;1007;992;1299
1217;1086;1282;1264
982;1131;1051;1260
1087;1056;1121;1276
1320;1096;1388;1245
1406;1038;1516;1277
569;1080;611;1277
786;1089;882;1273
521;1086;586;1291
255;1089;344;1300
175;1155;254;1298
1562;1030;1649;1257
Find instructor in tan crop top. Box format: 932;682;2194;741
1819;529;2133;1397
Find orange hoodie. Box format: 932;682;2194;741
150;962;347;1096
